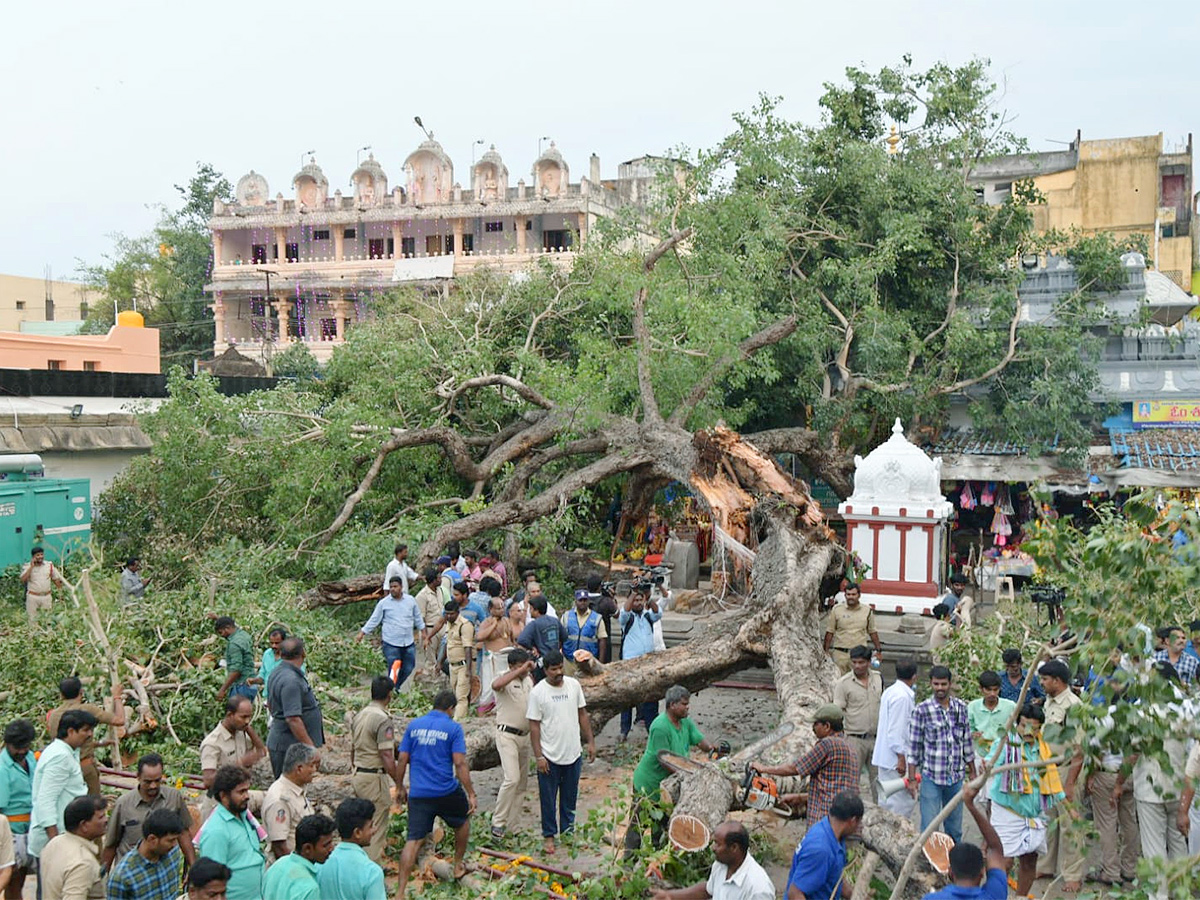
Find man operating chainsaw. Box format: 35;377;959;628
754;705;859;824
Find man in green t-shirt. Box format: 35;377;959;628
625;685;722;853
214;616;258;702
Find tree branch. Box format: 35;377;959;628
669;315;799;427
416;450;654;564
438;374;555;416
634;228;694;424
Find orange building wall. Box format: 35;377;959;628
0;324;160;373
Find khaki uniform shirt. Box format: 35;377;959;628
832;670;883;735
414;586;443;625
104;785;192;860
826;603;876;650
39;831;100;900
495;675;533;732
46;701;115;763
199;722;251;774
262;776;312;855
1042;687;1082;755
446;618;475;664
350;702;394;772
21;561;58;596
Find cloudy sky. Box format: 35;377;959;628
2;0;1196;281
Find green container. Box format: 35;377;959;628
0;475;91;569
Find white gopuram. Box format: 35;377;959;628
837;419;953;615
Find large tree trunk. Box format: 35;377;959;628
303;424;939;895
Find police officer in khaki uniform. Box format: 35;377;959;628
443;602;475;722
261;743;318;860
822;582;882;674
46;676;126;796
350;675;400;863
199;696;267;821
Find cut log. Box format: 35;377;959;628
298;574;383;609
667;814;710;853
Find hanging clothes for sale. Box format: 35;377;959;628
960;481;977;510
980;482;996;507
996;485;1015;515
990;507;1012;545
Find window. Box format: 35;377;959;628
387;238;394;256
461;234;473;253
286;242;299;261
15;300;24;310
993;182;1012;193
444;235;455;255
251;244;267;263
543;230;572;251
47;360;63;370
343;228;357;239
401;237;416;257
313;229;331;241
526;220;533;230
83;361;98;372
368;239;385;259
485;221;504;233
426;235;442;255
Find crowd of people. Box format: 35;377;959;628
15;541;1200;900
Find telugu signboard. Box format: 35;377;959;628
1133;400;1200;429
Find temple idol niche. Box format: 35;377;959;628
292;156;329;209
403;136;454;206
473;145;509;202
533;141;569;199
235;171;269;207
350;153;388;208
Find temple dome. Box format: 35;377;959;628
292;156;328;189
844;419;947;507
350;152;387;185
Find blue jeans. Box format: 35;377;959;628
230;683;258;701
919;776;963;844
537;757;582;837
621;701;658;736
383;642;416;688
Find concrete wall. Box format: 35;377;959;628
0;324;159;373
38;448;149;503
0;274;92;332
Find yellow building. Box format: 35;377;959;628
0;273;91;333
970;132;1196;290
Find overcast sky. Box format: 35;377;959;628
2;0;1196;281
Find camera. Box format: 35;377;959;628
1029;586;1065;605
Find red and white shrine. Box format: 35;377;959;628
837;419;953;615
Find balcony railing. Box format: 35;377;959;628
214;245;577;270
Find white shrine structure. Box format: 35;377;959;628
837;419;954;615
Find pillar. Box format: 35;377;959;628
578;212;588;246
213;231;224;265
275;227;288;263
333;294;347;341
211;294;225;345
392;222;403;257
453;218;464;258
334;227;345;262
274;297;290;343
516;216;527;254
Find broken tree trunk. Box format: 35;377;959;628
298;575;384;609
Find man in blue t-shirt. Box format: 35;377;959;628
395;691;477;899
920;780;1008;899
786;791;862;899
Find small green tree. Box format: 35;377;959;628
77;163;231;369
270;342;321;382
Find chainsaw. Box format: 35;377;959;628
740;764;792;817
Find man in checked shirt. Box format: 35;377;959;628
906;665;976;843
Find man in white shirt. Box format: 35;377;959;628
651;820;774;900
871;658;917;817
382;543;420;595
527;651;594;856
